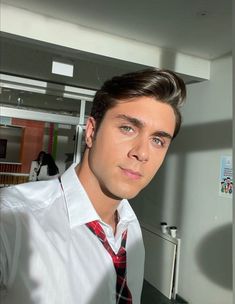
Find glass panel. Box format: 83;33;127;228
85;99;93;117
0;87;81;116
0;116;78;187
0;125;23;163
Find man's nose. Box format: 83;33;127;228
128;138;149;162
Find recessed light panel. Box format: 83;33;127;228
52;61;74;77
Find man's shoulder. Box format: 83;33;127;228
0;178;61;211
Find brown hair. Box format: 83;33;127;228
90;68;186;138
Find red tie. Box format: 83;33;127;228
86;220;133;304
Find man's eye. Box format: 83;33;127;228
120;126;134;133
152;137;164;147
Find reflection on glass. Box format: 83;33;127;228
0;87;82;116
0;116;78;187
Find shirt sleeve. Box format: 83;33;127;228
0;201;22;298
0;222;10;297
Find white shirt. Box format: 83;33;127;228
0;164;145;304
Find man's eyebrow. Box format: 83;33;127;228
153;131;173;140
115;114;145;128
115;114;173;140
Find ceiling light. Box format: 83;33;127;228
52;60;74;77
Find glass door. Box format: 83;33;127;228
0;74;95;186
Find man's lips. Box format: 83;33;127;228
120;167;142;180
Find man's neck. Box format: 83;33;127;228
75;159;121;233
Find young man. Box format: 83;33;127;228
0;68;186;304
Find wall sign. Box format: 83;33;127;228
219;155;233;198
0;116;12;125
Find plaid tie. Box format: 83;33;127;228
86;220;132;304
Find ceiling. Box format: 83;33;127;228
2;0;232;60
0;0;232;91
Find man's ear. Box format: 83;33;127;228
85;117;96;148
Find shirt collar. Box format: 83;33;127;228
60;164;137;229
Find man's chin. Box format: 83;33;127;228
100;183;141;200
117;188;142;200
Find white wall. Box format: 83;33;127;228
131;54;232;304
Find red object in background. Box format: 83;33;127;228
12;118;45;173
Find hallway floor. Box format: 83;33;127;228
141;280;188;304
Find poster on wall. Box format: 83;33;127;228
219;155;233;198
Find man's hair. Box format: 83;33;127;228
90;68;186;138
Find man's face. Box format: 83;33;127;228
86;96;176;200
